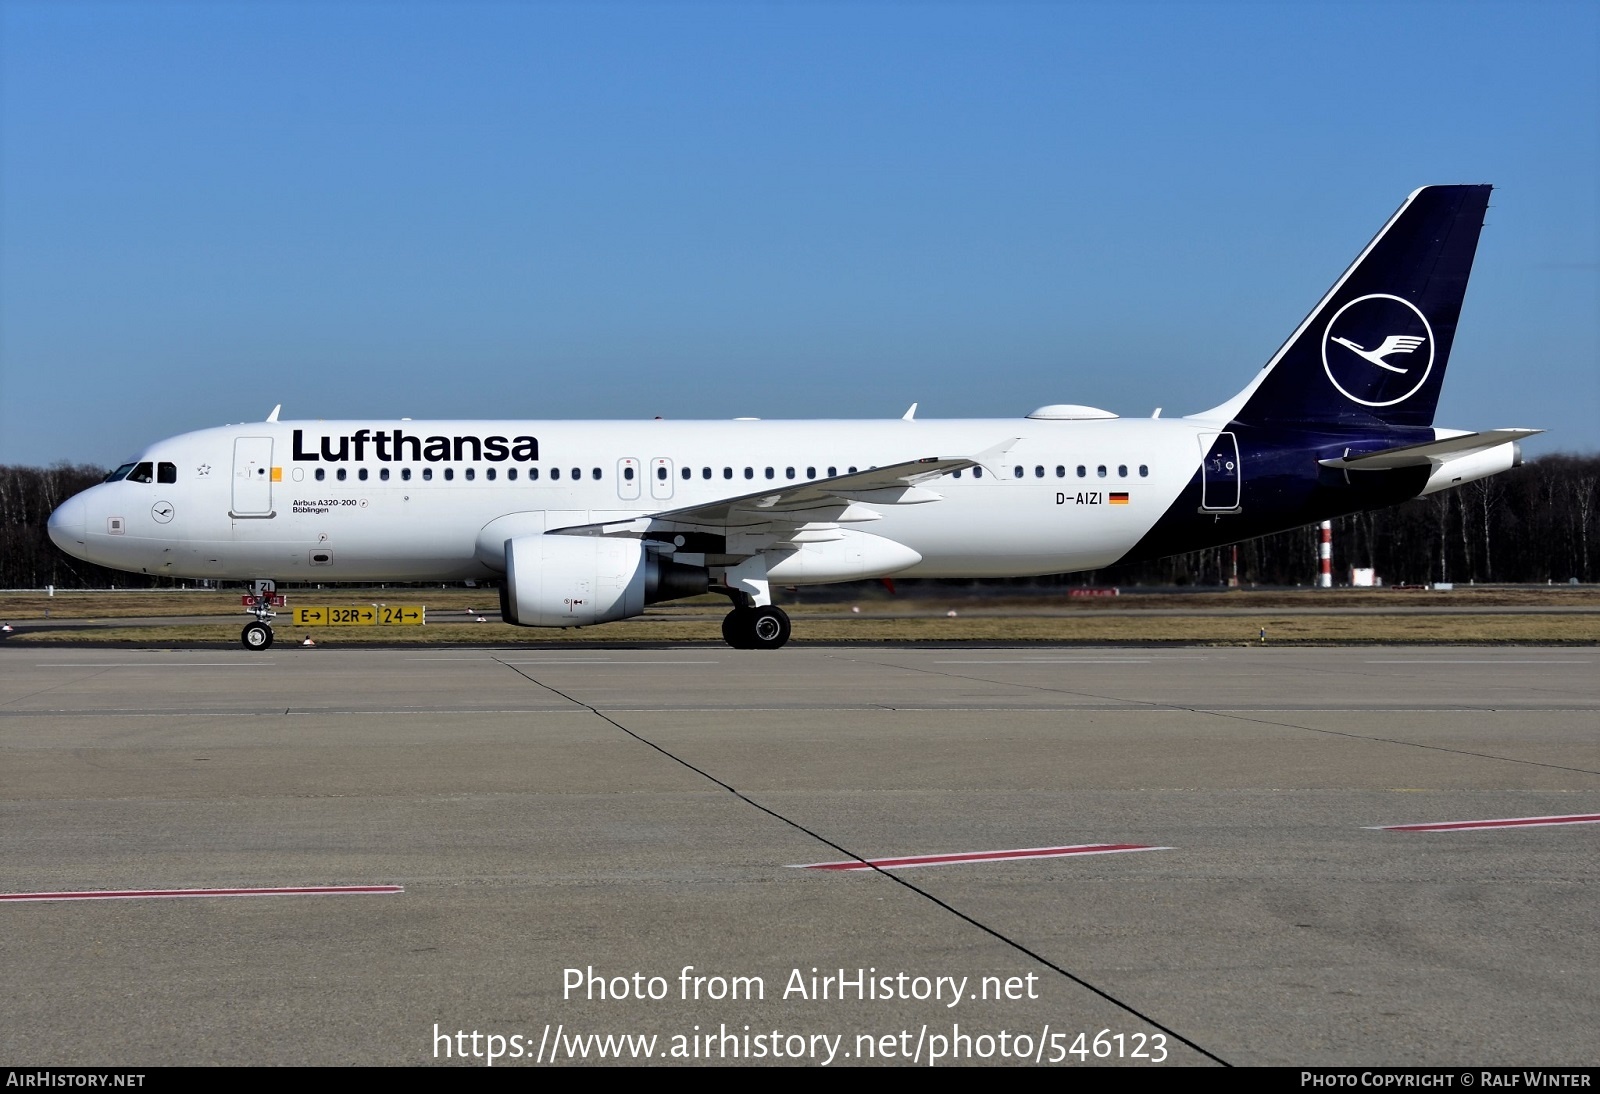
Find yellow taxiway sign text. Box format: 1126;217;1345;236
293;606;426;626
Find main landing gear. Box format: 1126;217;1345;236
720;604;791;650
240;579;278;651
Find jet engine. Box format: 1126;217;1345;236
501;535;707;627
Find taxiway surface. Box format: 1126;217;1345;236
1;646;1595;1066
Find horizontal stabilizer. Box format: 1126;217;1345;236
1318;429;1541;470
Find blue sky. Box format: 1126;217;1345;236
3;1;1596;466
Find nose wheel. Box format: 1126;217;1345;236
241;621;274;650
721;605;790;650
241;579;279;651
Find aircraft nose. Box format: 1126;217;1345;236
48;492;89;558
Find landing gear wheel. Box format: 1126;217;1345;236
721;605;791;649
749;605;790;649
721;607;754;649
241;621;274;651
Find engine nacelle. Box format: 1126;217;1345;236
1419;441;1523;496
502;535;707;627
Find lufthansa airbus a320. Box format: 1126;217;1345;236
49;185;1538;650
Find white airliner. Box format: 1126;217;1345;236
49;185;1538;650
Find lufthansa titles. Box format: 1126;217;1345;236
292;428;538;464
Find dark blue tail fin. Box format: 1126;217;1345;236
1215;185;1491;431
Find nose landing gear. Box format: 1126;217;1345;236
240;579;279;651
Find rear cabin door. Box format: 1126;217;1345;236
1198;432;1241;512
232;437;275;516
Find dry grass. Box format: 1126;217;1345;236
4;593;1597;646
5;583;1600;620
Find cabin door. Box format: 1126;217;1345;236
1198;432;1241;511
232;437;275;516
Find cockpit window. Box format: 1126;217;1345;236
157;462;177;484
104;463;138;483
125;462;155;483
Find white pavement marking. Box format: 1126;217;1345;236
1367;660;1590;665
935;658;1155;664
0;884;404;903
791;843;1169;871
1367;813;1600;832
35;662;275;668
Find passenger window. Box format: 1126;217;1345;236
1034;466;1045;478
1139;465;1149;477
657;467;668;480
592;468;600;480
359;468;369;481
551;468;561;480
972;466;982;478
827;466;837;477
380;468;391;481
764;467;774;480
848;466;857;473
806;466;816;478
702;467;712;479
723;467;733;479
402;468;412;481
681;467;690;480
571;468;581;480
529;468;539;480
1055;466;1065;478
444;468;454;481
465;468;475;481
422;468;433;481
337;468;347;481
1013;466;1024;479
316;468;326;481
744;467;754;479
126;462;154;483
485;468;495;481
1097;465;1107;478
157;462;177;484
508;468;517;481
624;467;635;481
1077;465;1087;478
952;470;962;478
1118;465;1128;477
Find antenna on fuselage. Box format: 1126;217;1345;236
265;404;282;423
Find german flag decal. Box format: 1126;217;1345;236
1109;492;1130;505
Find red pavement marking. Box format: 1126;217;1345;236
790;843;1166;871
0;885;404;903
1369;813;1600;833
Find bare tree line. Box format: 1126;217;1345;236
3;455;1598;590
1091;453;1600;587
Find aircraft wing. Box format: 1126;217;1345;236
548;456;975;537
1318;429;1542;470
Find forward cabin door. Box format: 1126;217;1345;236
232;437;275;516
1198;432;1241;512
